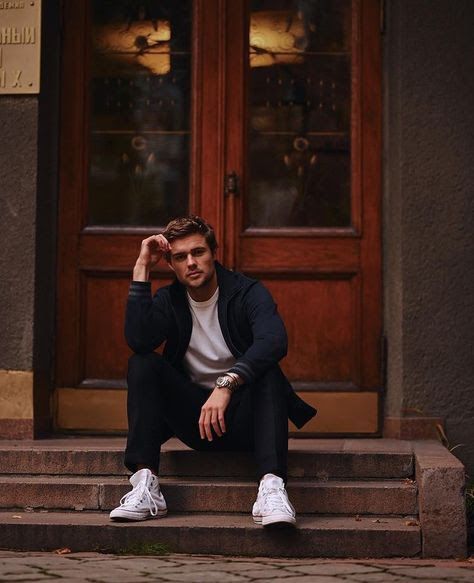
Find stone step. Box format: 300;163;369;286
0;511;421;558
0;438;414;479
0;476;418;515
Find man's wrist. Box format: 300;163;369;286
133;261;150;282
215;374;240;393
226;372;243;386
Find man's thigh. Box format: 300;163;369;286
200;386;255;452
135;354;255;452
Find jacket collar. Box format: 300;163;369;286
214;261;247;299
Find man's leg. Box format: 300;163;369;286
251;367;289;483
223;367;295;527
112;352;213;521
124;352;211;474
221;366;288;481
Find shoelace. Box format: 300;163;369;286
261;486;294;515
119;481;159;517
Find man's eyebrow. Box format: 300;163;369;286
171;246;206;257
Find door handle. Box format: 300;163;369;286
224;171;239;197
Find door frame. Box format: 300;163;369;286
55;0;382;435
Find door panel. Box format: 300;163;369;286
56;0;381;434
83;276;130;381
263;277;358;382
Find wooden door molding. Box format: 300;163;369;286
57;0;88;386
359;0;382;387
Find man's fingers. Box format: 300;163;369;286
154;234;171;251
205;410;213;441
141;235;156;246
140;234;170;253
200;408;213;441
211;410;223;437
218;413;226;435
198;410;205;440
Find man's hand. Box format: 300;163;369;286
133;234;171;281
199;388;232;441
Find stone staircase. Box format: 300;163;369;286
0;438;467;558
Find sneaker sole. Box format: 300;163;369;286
253;515;296;528
110;509;168;522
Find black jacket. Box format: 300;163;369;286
125;261;317;428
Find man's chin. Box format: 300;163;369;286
185;275;206;287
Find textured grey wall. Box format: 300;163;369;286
0;98;38;371
384;1;474;475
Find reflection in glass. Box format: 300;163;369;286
247;0;351;228
88;1;191;226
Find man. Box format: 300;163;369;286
110;216;317;527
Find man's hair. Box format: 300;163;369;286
162;215;218;261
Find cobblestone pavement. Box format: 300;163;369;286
0;552;473;583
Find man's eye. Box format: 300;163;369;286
193;249;205;256
174;255;186;261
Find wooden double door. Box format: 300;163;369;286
56;0;382;434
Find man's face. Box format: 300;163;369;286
168;233;216;293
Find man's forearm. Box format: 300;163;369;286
133;261;150;282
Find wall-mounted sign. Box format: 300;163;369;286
0;0;41;94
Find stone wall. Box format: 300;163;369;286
0;0;60;437
383;0;474;476
0;97;38;437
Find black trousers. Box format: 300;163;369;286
124;353;289;482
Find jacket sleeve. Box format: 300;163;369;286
228;282;288;383
124;281;173;353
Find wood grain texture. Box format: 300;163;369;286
56;0;87;386
263;278;358;382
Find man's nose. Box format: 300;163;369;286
186;254;196;266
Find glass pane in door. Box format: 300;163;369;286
247;0;351;228
88;1;192;226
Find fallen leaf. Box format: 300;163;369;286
405;520;419;526
12;515;22;519
52;548;71;555
355;514;362;521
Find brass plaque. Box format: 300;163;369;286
0;0;41;94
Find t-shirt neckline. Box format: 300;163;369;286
187;286;219;308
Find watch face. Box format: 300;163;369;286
216;376;231;387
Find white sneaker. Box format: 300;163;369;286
252;473;296;527
109;468;167;521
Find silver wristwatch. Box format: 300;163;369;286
215;374;238;393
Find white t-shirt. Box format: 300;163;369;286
183;287;236;388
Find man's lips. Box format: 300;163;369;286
187;270;202;277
